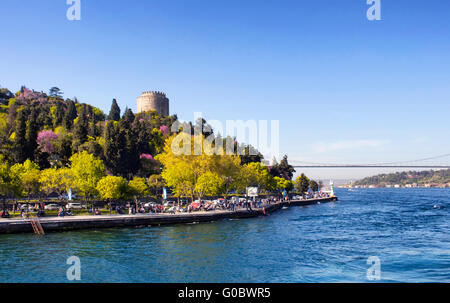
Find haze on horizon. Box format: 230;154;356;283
1;0;449;180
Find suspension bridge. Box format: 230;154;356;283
291;153;450;169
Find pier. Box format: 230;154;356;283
0;197;338;234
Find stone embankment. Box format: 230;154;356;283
0;197;338;234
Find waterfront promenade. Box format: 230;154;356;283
0;197;338;234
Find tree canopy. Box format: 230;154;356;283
96;176;129;200
0;85;313;202
69;151;106;199
294;174;310;195
108;99;121;121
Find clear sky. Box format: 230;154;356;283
1;0;449;180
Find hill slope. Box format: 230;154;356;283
353;169;450;187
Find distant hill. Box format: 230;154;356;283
353;169;450;187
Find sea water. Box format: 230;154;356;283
0;188;448;282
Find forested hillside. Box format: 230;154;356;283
0;85;311;201
354;169;450;186
0;85;267;178
0;85;179;176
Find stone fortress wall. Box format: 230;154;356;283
137;91;169;116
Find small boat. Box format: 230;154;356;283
282;206;288;210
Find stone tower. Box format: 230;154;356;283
137;91;169;116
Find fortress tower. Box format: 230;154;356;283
137;91;169;116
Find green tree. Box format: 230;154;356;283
25;108;39;161
0;155;21;198
295;173;310;195
13;110;28;163
96;176;129;201
243;162;273;192
309;180;319;192
70;151;106;200
7;101;18;134
63;100;77;130
49;87;63;98
39;167;73;197
0;155;9;197
240;145;263;165
0;87;13;105
121;108;135;127
134;121;153;162
215;154;242;197
79;139;103;160
128;177;149;198
103;110;140;177
157;133;269;199
149;128;165;155
114;109;140;177
114;127;130;176
53;132;73;167
10;160;41;197
52;103;65;128
273;176;293;196
269;155;295;181
194;117;214;138
195;171;224;199
277;155;295;180
147;174;165;198
72;105;89;152
103;121;119;174
156;133;205;202
128;176;149;210
108;99;121;121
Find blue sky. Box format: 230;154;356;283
1;0;449;179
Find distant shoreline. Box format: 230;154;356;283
338;186;450;189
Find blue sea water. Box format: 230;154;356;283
0;188;449;283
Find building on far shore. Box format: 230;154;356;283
137;91;169;116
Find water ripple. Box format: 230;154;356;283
0;188;449;282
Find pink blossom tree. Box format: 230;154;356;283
160;125;169;136
140;153;155;161
139;154;160;176
17;87;47;103
37;130;59;154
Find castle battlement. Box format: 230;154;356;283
137;90;169;116
141;91;167;97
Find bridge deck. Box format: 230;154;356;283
292;165;450;168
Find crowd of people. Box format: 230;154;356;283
15;203;45;219
116;196;286;215
0;209;10;218
298;192;331;200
